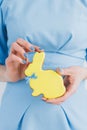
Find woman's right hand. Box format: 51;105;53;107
5;38;42;82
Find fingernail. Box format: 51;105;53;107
24;53;28;58
30;46;35;51
42;98;47;101
22;60;27;64
59;68;63;73
39;47;43;50
56;68;63;75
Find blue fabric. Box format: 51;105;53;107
86;48;87;61
0;0;87;130
0;0;8;65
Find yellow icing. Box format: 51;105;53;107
25;52;66;99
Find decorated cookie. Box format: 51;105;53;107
25;52;66;99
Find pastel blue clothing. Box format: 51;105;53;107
0;0;87;130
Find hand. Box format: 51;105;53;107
5;38;42;82
42;66;87;104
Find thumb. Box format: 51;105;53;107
56;67;71;76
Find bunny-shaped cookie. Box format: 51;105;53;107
25;52;66;99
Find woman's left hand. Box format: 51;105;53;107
42;66;87;104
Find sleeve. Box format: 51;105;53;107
0;0;8;65
85;48;87;61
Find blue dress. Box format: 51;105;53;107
0;0;87;130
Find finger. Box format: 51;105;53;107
63;76;70;87
42;97;47;101
17;38;44;53
45;96;66;104
10;42;28;60
46;90;73;104
17;38;35;52
56;68;63;75
46;85;77;104
56;67;72;76
34;46;44;52
6;53;27;65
